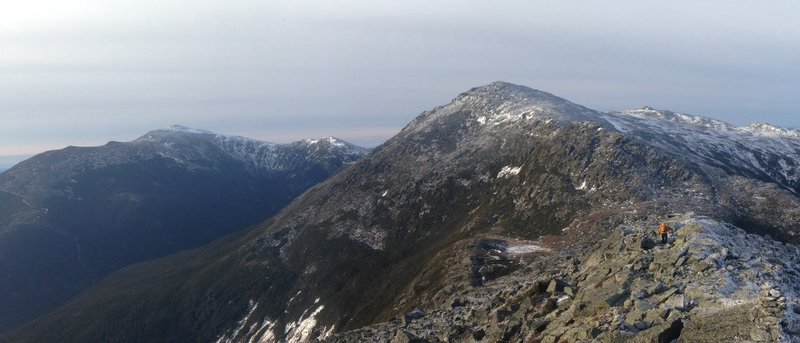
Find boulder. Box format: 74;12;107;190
546;279;559;295
666;294;688;311
690;261;712;273
625;310;644;326
644;309;667;326
674;256;687;267
634;320;651;330
647;282;667;295
655;288;678;305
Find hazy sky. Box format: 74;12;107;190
2;1;800;167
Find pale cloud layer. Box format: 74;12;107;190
2;1;800;167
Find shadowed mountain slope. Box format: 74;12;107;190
0;127;367;333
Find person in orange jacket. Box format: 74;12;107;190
658;222;671;244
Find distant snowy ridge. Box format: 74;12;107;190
745;122;800;138
0;126;369;204
611;107;735;132
603;108;800;192
300;136;371;156
610;107;800;138
121;125;367;172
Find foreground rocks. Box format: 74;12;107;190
327;214;800;342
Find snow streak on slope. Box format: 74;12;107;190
215;299;334;343
497;166;522;179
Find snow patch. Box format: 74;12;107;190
497;166;522;179
507;244;551;254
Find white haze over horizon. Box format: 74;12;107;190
2;0;800;168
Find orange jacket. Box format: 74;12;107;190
658;223;671;235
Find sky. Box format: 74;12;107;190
2;1;800;168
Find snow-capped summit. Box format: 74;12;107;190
163;125;215;134
303;136;343;146
136;125;215;140
407;81;603;131
300;137;370;157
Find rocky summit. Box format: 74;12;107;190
5;82;800;343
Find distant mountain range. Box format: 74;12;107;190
5;82;800;342
0;126;368;333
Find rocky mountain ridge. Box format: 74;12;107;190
1;125;367;204
331;214;800;342
5;82;800;342
0;127;367;333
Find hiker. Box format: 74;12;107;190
658;222;671;244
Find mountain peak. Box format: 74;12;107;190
414;81;602;129
298;137;370;155
457;81;571;105
163;125;214;134
135;125;216;143
302;136;343;145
